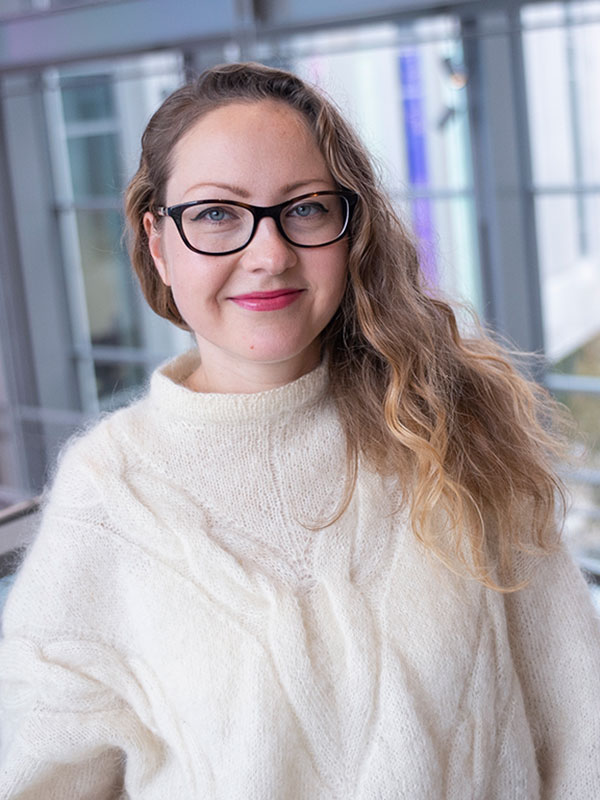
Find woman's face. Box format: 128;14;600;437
144;100;349;393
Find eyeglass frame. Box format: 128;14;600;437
155;190;359;256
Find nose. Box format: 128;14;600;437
240;217;297;274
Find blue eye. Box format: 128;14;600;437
295;205;314;217
295;204;318;217
288;202;328;219
192;207;232;222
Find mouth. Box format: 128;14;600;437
229;289;305;311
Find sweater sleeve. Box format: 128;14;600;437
504;545;600;797
0;439;161;799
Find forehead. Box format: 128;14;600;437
167;100;332;201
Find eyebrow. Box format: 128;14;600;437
281;179;332;195
183;179;332;200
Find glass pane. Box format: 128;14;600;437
535;194;600;363
291;39;409;187
572;21;600;184
0;0;32;17
75;209;141;348
523;3;600;187
523;5;600;561
571;0;600;22
290;24;471;193
522;17;575;185
94;362;147;408
391;194;480;306
21;417;75;494
62;75;114;123
554;334;600;379
521;2;566;27
398;42;470;195
67;133;121;197
555;387;600;529
583;191;600;274
0;362;19;495
430;196;481;307
566;476;600;565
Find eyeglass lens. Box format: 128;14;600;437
180;193;348;254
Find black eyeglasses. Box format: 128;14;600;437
156;190;358;256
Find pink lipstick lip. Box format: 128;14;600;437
229;288;305;311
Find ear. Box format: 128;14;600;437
143;212;171;286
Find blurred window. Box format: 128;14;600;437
42;54;190;412
522;1;600;560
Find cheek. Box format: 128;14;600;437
167;254;230;316
323;250;349;305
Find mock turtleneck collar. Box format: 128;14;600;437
115;348;395;586
149;350;329;425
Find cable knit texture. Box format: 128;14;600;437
1;351;599;799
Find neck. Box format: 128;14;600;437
186;344;322;394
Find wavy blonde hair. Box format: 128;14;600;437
125;62;568;591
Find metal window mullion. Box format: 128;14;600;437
81;345;170;365
389;187;473;200
561;467;600;486
507;4;545;363
564;5;588;255
64;118;120;138
43;71;99;414
16;404;88;427
54;195;122;212
461;8;546;366
460;14;503;334
544;373;600;395
529;184;600;195
0;91;33;493
55;209;99;414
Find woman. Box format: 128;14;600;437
0;62;599;799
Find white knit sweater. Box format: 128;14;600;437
1;351;599;799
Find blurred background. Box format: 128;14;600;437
0;0;599;573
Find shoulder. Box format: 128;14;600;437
504;544;597;621
47;396;149;512
48;350;198;508
1;353;200;641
